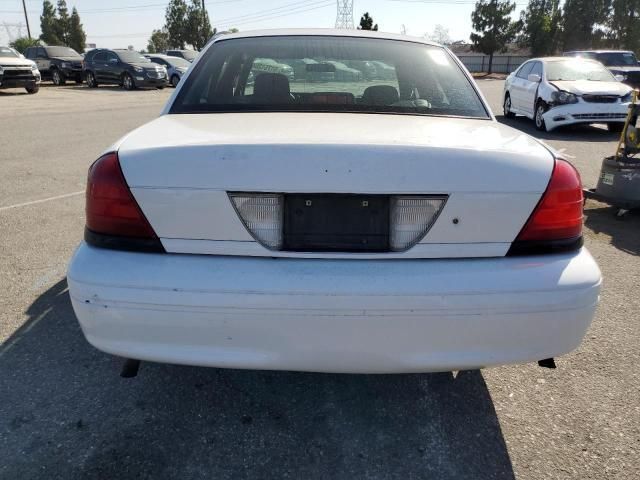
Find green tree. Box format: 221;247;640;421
68;7;86;52
185;0;215;50
358;12;378;31
608;0;640;51
40;0;62;45
518;0;562;56
561;0;611;50
54;0;70;45
470;0;518;73
10;37;40;54
165;0;189;49
147;29;171;53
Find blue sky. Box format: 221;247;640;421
0;0;530;50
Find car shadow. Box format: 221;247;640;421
0;89;30;96
0;279;516;480
497;114;620;143
584;203;640;256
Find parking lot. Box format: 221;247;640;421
1;80;638;479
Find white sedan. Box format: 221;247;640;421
68;30;601;374
503;56;633;132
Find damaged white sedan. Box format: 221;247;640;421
68;30;601;375
503;56;633;132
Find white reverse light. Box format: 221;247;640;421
230;193;283;250
390;196;447;251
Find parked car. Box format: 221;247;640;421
251;58;294;80
165;49;198;63
564;50;640;89
0;46;40;93
370;60;397;80
503;56;633;132
83;48;168;90
68;30;601;375
145;53;190;87
323;60;363;82
24;45;83;85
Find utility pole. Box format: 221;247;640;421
22;0;31;39
202;0;206;50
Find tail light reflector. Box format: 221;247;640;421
508;159;583;255
390;196;447;251
230;193;283;250
85;152;163;252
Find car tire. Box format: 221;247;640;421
52;68;66;86
86;71;98;88
122;73;135;90
503;94;515;118
170;75;180;88
75;77;83;84
25;85;39;94
534;101;548;132
156;86;165;90
608;123;625;134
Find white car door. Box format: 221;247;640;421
509;61;534;112
519;61;543;116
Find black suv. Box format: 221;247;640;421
24;45;83;85
564;50;640;89
83;49;168;90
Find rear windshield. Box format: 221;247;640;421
596;52;638;66
546;60;615;82
170;36;488;118
45;46;81;58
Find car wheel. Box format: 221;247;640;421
122;73;135;90
608;123;625;134
25;84;39;94
52;69;66;86
503;94;515;118
86;72;98;88
170;75;180;88
156;86;165;90
534;101;548;131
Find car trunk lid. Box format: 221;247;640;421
117;113;554;258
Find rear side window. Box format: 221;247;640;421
93;51;106;62
170;36;488;118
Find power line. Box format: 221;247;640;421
87;0;335;39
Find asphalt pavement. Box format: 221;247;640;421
0;81;638;479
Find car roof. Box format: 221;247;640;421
212;28;442;47
565;49;634;54
529;56;603;64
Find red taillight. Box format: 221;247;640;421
86;152;162;251
509;159;583;255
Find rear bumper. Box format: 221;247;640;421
543;102;629;130
68;244;601;373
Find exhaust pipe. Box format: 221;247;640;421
120;358;141;378
537;358;556;369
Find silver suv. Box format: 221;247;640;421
0;46;40;94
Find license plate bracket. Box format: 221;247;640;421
283;194;389;252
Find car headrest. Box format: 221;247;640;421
253;73;290;102
361;85;400;106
